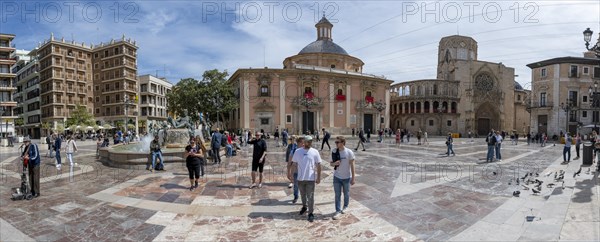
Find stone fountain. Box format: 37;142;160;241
99;112;206;168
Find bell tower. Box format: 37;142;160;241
315;14;333;41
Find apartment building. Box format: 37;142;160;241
138;74;172;133
13;49;41;138
91;38;138;129
0;33;17;140
527;51;600;135
36;34;138;131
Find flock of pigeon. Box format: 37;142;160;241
509;166;590;197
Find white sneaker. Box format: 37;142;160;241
56;164;61;170
332;212;342;220
288;183;293;188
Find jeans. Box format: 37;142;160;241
212;148;221;163
293;172;299;198
282;139;288;147
150;151;163;169
495;144;502;160
487;145;495;161
55;150;61;165
66;153;74;165
298;180;316;214
333;176;350;212
226;144;233;157
563;146;571;162
446;144;454;155
575;145;580;157
321;139;331;150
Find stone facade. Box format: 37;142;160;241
227;16;392;135
390;35;530;136
527;53;600;136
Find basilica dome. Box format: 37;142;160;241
299;39;348;55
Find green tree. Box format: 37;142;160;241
41;121;52;136
167;69;238;129
66;104;95;127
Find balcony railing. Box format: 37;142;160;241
529;101;554;108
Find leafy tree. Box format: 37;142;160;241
167;69;238;129
41;121;52;136
66;104;95;127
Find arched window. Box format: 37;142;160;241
451;102;457;113
433;84;438;95
442;101;448;113
433;101;440;111
410;102;415;113
424;101;430;113
304;86;314;99
416;102;421;113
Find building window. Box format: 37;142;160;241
105;84;109;91
429;120;434;126
540;92;546;107
447;120;452;126
584;96;588;102
260;85;269;96
540;68;547;77
286;114;292;124
331;64;335;68
114;47;119;55
410;120;414;126
594;111;599;123
569;91;578;106
260;118;269;125
594;67;600;79
569;65;578;77
517;95;521;101
584;67;590;75
583;111;588;118
95;108;99;114
95;97;99;103
94;53;98;58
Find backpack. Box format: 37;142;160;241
324;131;331;140
486;135;496;145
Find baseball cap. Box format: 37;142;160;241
304;135;313;141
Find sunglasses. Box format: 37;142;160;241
335;141;342;144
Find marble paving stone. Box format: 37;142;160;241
1;139;598;241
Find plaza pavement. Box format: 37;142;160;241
0;137;598;241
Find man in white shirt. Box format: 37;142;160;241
289;135;322;222
330;136;356;220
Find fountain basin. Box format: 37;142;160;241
98;144;185;168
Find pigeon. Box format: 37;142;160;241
516;178;520;185
554;172;557;179
522;185;530;190
521;173;529;180
532;188;541;194
492;171;497;176
513;191;521;197
561;181;565;189
535;172;539;177
573;167;582;178
547;183;555;188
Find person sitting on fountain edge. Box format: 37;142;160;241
148;135;165;172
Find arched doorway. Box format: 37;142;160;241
475;102;500;135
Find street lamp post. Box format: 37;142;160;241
303;104;310;135
589;81;599;132
436;104;446;136
560;98;575;134
123;94;136;135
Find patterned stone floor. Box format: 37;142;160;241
0;137;598;241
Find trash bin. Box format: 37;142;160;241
583;142;594;165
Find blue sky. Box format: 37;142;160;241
1;0;599;88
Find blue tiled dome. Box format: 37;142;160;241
299;40;348;55
514;81;524;90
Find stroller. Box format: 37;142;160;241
11;159;33;201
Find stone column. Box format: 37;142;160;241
329;83;334;128
243;80;250;129
346;84;351;128
280;79;285;129
385;89;390;129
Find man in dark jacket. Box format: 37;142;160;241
321;128;331;151
211;129;223;164
23;138;41;198
54;134;62;170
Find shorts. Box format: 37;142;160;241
252;159;264;173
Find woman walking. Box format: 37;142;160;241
395;129;401;146
185;138;206;191
65;135;78;166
